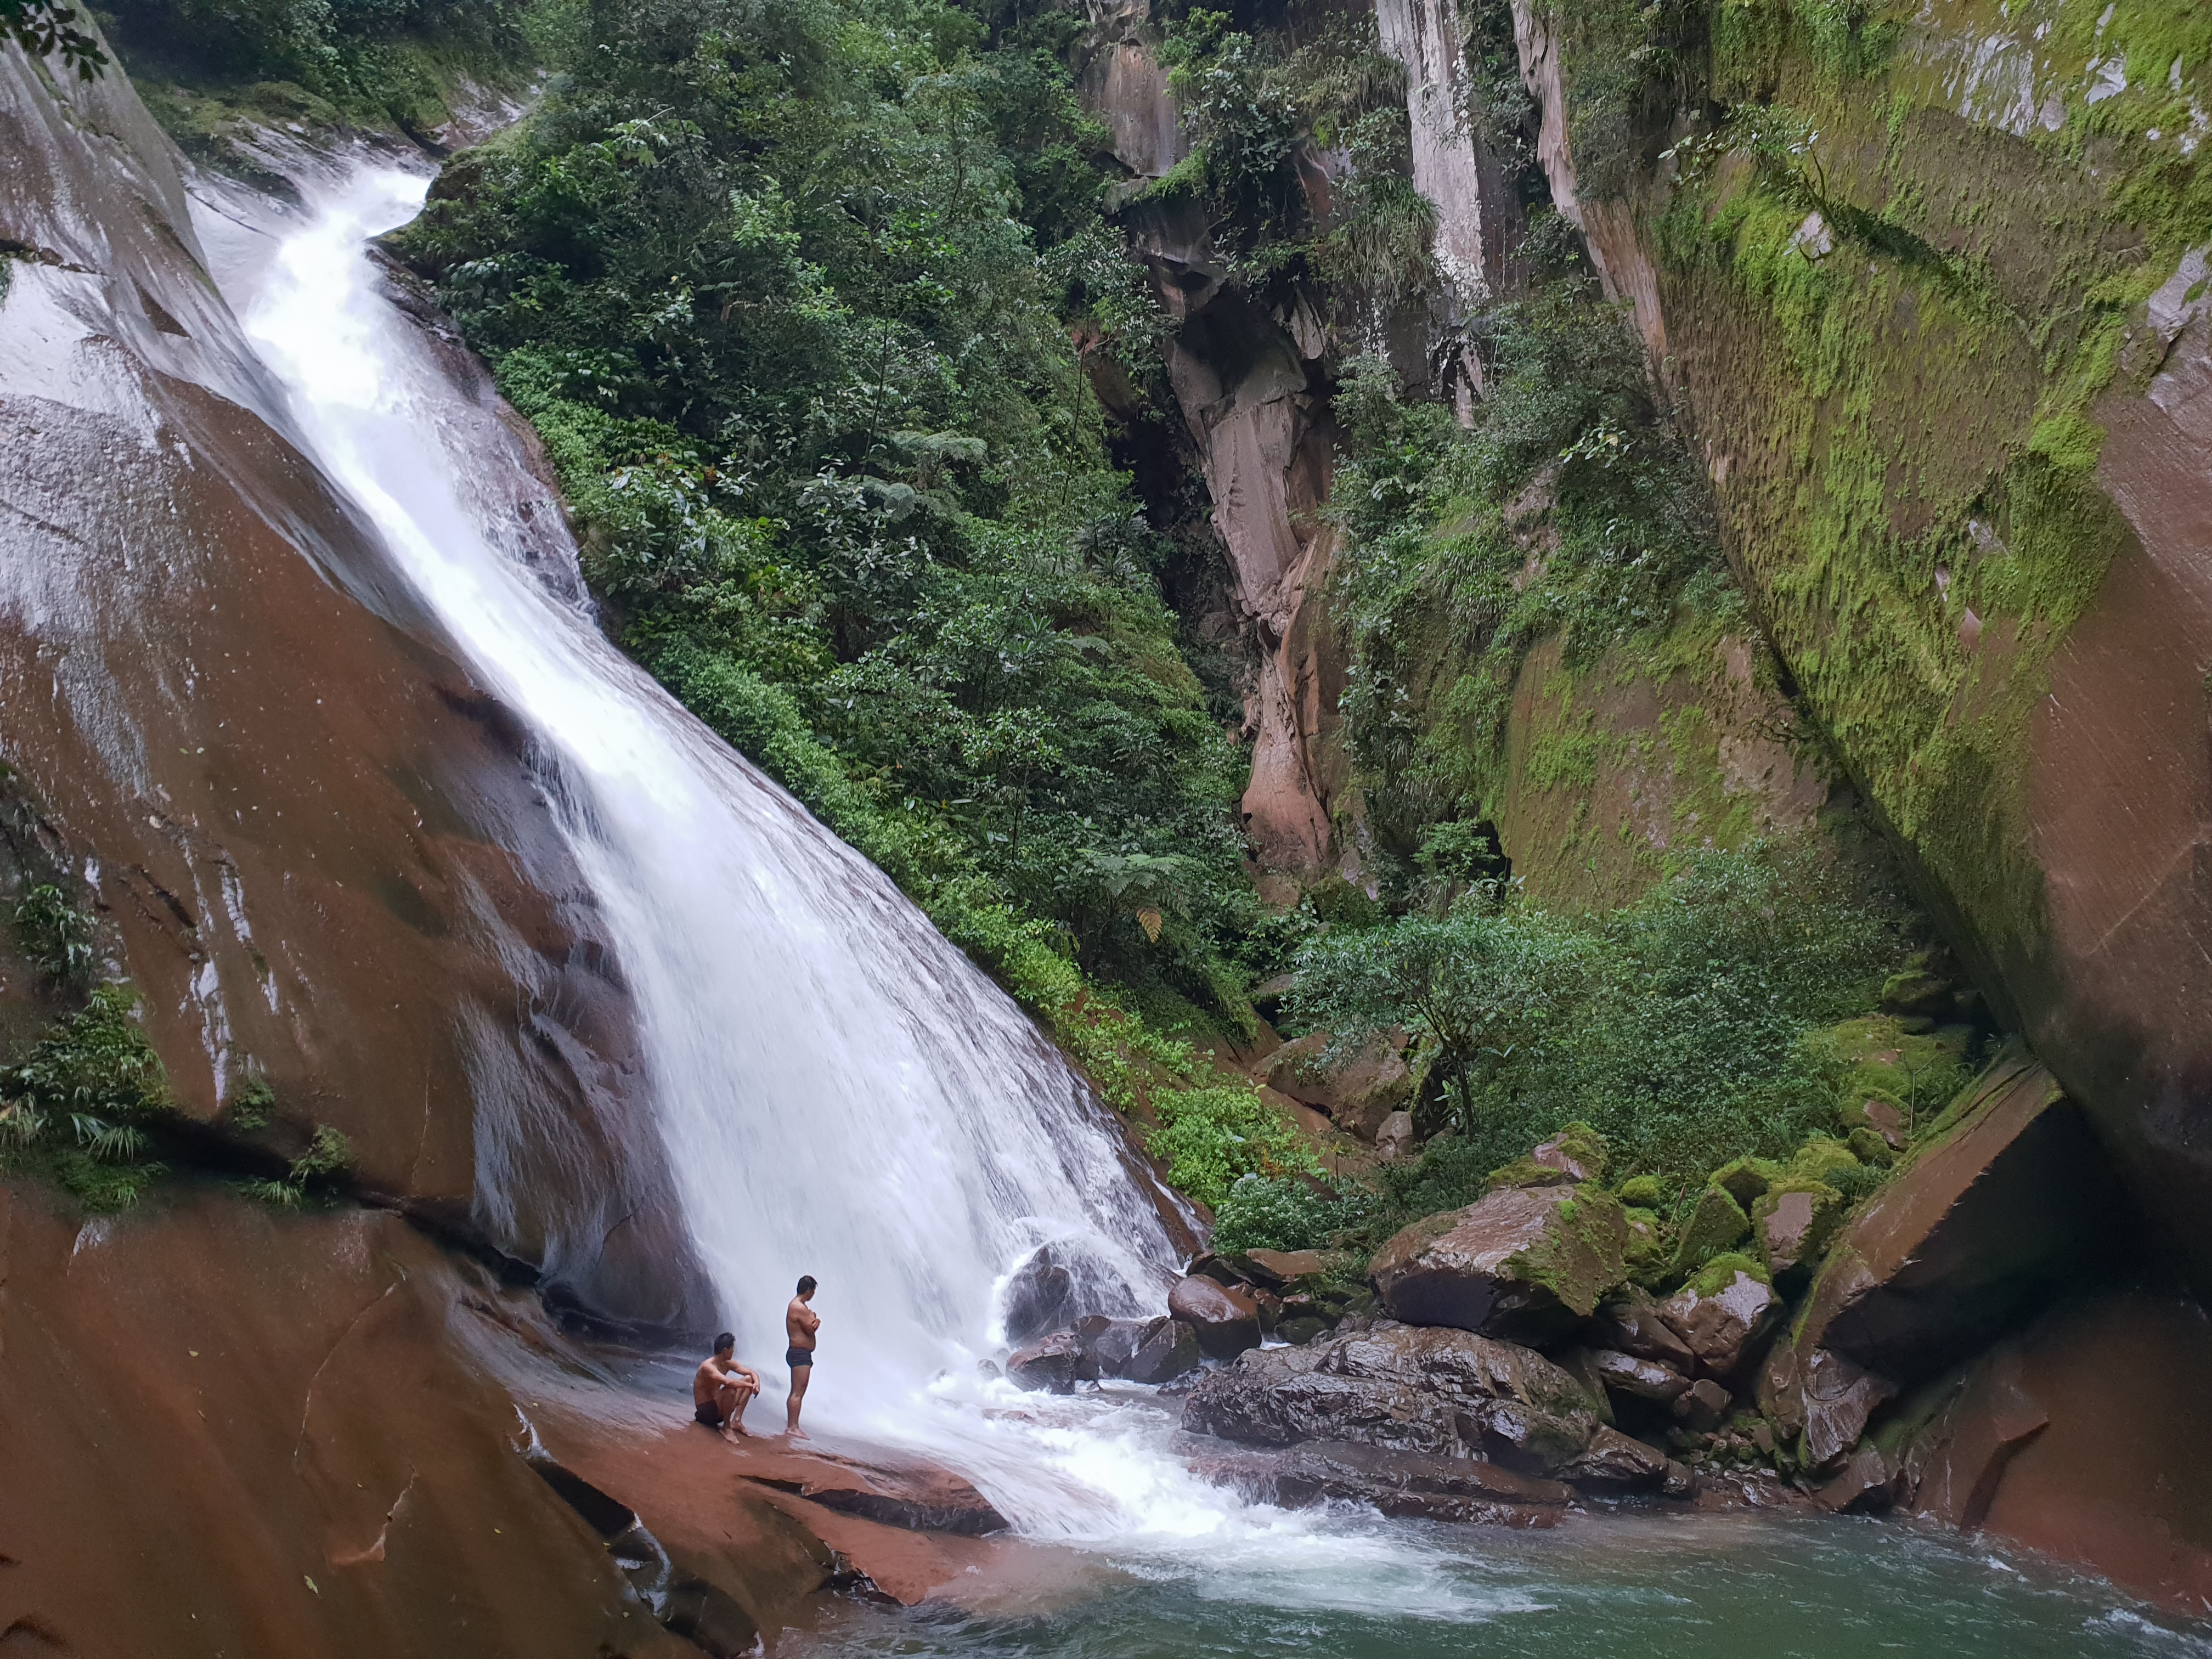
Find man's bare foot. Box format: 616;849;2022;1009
786;1426;809;1440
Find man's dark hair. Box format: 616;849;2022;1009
713;1331;735;1353
797;1275;817;1296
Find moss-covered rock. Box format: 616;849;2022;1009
1489;1120;1613;1189
1752;1177;1848;1280
1616;1174;1663;1208
1788;1136;1862;1186
1622;1205;1668;1282
1669;1183;1752;1278
1810;1016;1975;1148
1371;1186;1632;1344
1846;1127;1898;1167
1709;1155;1782;1210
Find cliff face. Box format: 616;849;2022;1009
1499;0;2212;1282
0;38;704;1326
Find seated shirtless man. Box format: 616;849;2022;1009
693;1333;760;1443
785;1276;820;1438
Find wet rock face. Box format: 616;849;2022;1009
1183;1437;1571;1526
0;1180;732;1655
1169;1273;1263;1359
1370;1185;1630;1344
1887;1289;2212;1612
1181;1321;1602;1476
1657;1260;1780;1380
0;40;703;1326
1124;1316;1204;1384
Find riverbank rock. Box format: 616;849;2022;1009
1006;1331;1085;1393
1587;1347;1691;1405
1073;1314;1149;1378
1795;1049;2121;1383
1125;1316;1203;1384
1487;1121;1612;1189
1181;1437;1571;1526
1260;1032;1413;1139
1370;1186;1631;1343
1169;1274;1263;1359
1554;1425;1671;1490
1657;1254;1780;1379
1592;1285;1696;1371
1180;1321;1602;1475
1799;1347;1898;1474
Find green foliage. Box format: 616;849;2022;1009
0;986;171;1211
1212;1171;1372;1254
396;0;1278;1110
13;883;95;992
1303;839;1934;1233
1154;6;1420;294
1;0;107;74
243;1122;355;1206
1144;1085;1319;1210
227;1072;276;1130
103;0;527;94
1330;279;1730;879
1291;885;1594;1137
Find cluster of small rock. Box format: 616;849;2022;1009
1004;1049;2107;1530
1003;1247;1375;1391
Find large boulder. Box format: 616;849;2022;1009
1753;1179;1848;1281
1591;1285;1697;1372
1553;1426;1671;1490
1006;1331;1084;1393
1073;1314;1149;1379
1795;1049;2122;1384
1370;1186;1630;1344
1657;1254;1780;1379
1000;1246;1078;1344
1488;1121;1612;1189
1181;1438;1571;1526
1124;1317;1202;1385
1798;1347;1898;1474
1587;1348;1691;1406
1181;1321;1602;1475
1168;1274;1263;1359
1260;1032;1413;1139
1668;1183;1752;1277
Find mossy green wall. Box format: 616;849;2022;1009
1564;0;2208;991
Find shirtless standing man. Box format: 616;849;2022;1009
785;1275;820;1438
693;1333;760;1443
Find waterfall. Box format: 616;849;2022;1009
223;165;1183;1422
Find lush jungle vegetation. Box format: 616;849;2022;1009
57;0;1979;1252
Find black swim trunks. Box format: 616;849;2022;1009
695;1398;726;1428
786;1346;814;1368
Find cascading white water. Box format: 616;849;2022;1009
232;166;1181;1421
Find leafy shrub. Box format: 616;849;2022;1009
0;986;171;1210
1144;1086;1318;1210
240;1122;356;1207
1212;1172;1370;1254
1298;838;1934;1217
13;883;95;991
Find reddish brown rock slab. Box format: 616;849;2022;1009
749;1490;1029;1607
1899;1289;2212;1615
1795;1048;2121;1383
0;1181;704;1659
